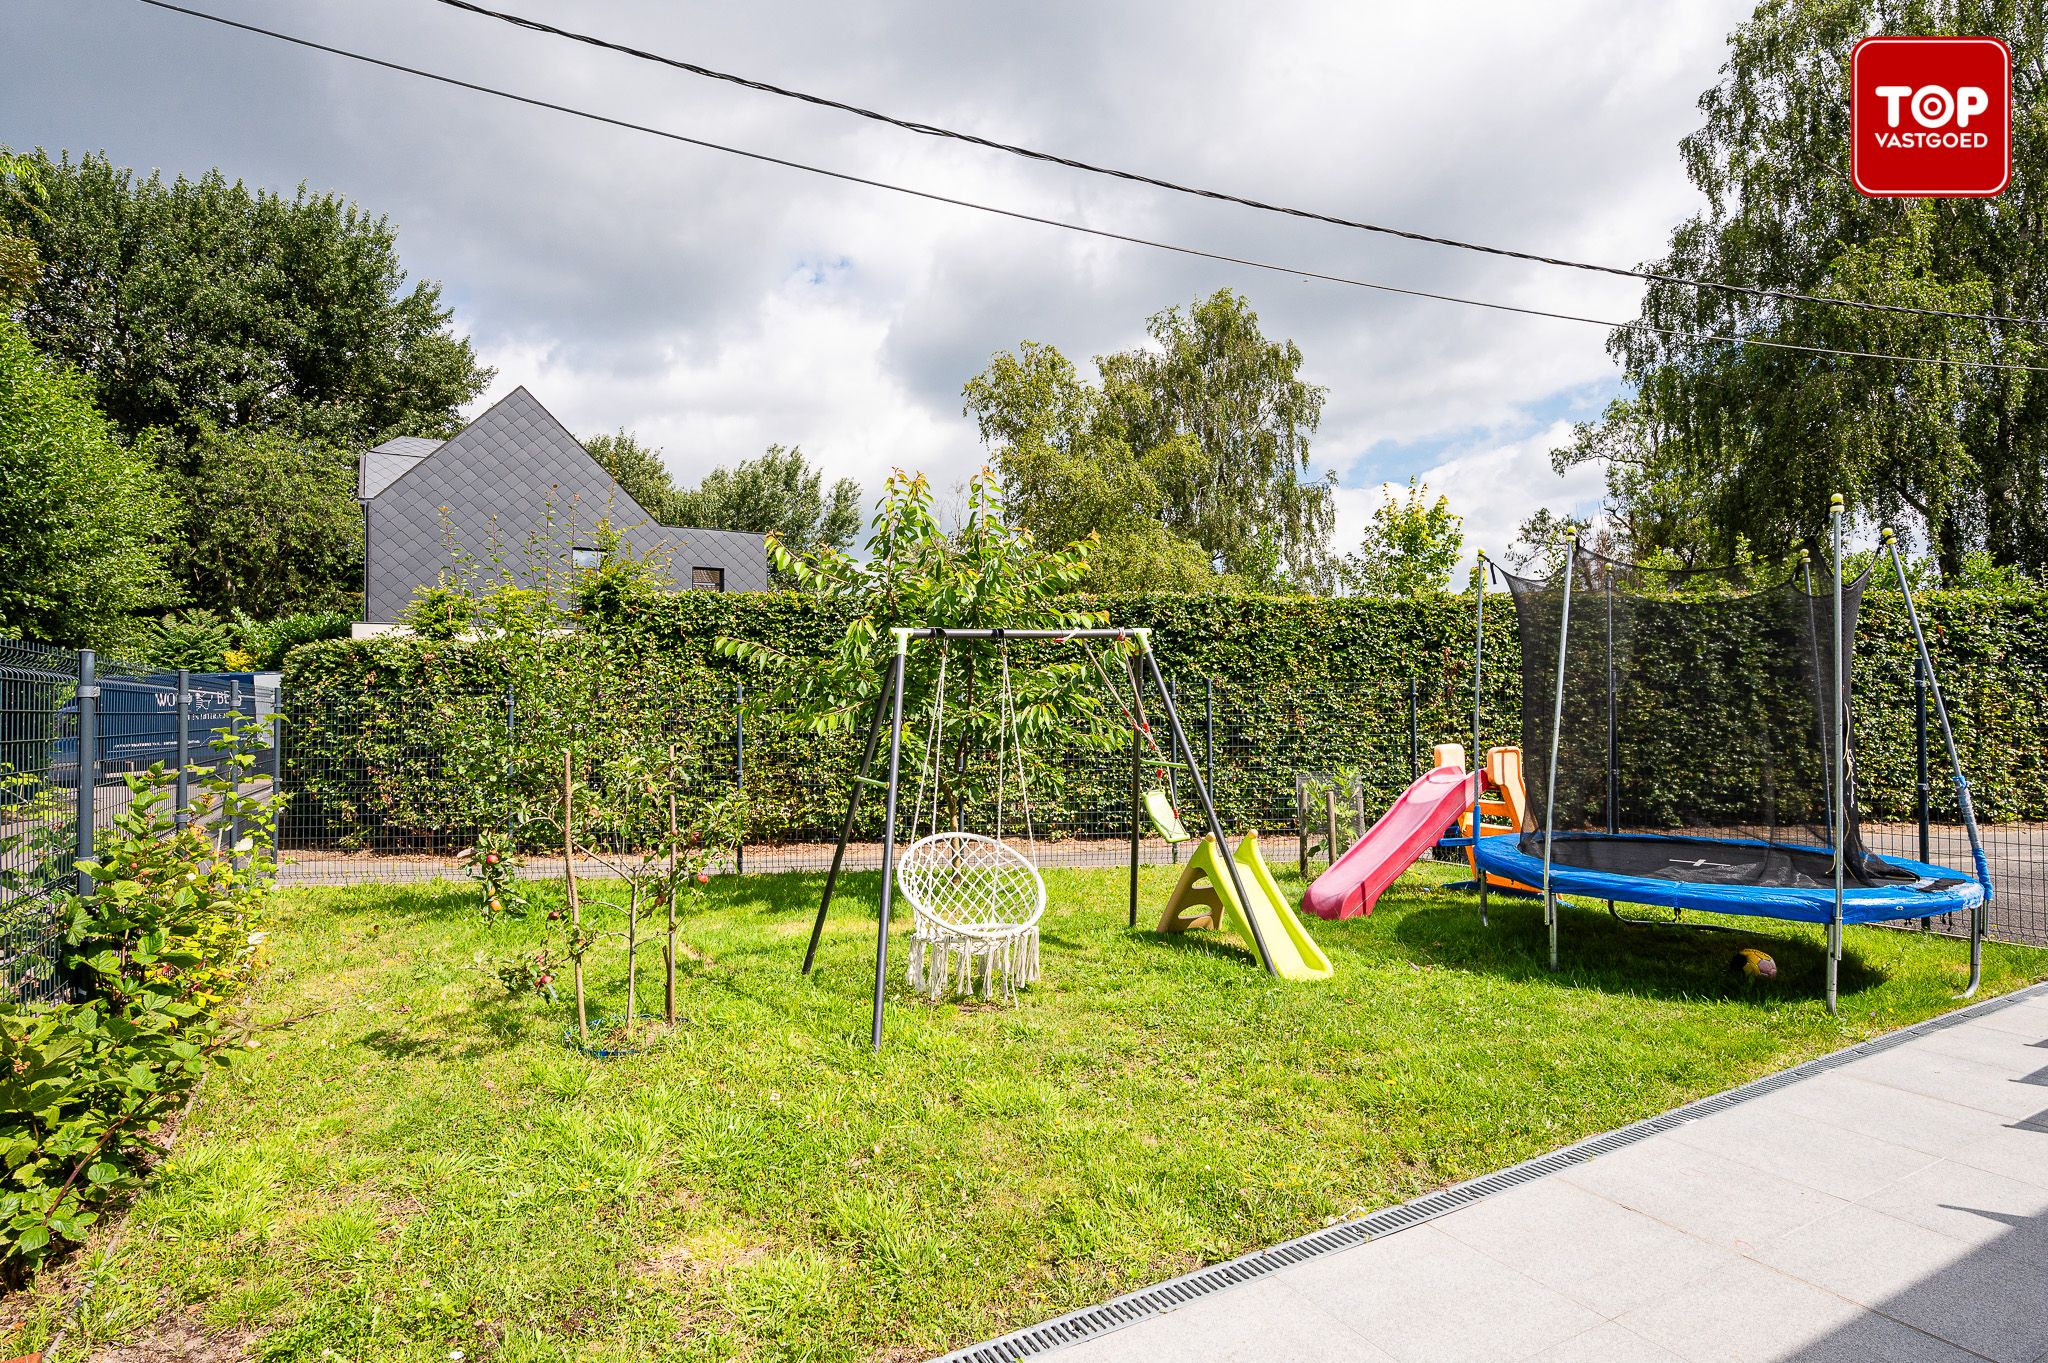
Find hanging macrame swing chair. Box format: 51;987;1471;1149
896;644;1047;1003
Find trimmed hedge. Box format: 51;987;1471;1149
279;588;2048;851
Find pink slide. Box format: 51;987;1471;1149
1304;764;1478;921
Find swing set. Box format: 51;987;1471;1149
800;625;1296;1051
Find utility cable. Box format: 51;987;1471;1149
425;0;2048;330
133;0;2048;376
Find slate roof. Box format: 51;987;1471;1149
359;436;443;499
358;387;769;622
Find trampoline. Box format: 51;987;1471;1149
1464;506;1992;1012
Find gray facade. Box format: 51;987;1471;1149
359;387;769;623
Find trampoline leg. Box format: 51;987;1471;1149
1824;922;1839;1017
1963;902;1983;999
1546;888;1558;971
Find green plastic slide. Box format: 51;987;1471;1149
1193;834;1334;981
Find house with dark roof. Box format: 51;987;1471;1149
356;387;768;625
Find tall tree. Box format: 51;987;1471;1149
0;317;177;648
670;444;864;561
1578;0;2042;573
0;147;44;312
966;290;1335;592
1;151;491;450
963;340;1221;592
1344;478;1464;595
1099;290;1335;590
165;426;364;617
583;428;680;519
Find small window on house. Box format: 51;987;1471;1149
572;547;603;572
692;567;725;592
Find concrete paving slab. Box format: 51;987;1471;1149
1951;1117;2048;1190
1526;1320;1687;1362
1045;1276;1398;1363
1556;1133;1849;1252
1434;1178;1747;1318
1766;1071;2011;1154
1614;1255;1975;1363
1848;1043;2048;1118
1754;1201;2048;1363
1855;1157;2048;1250
1657;1100;1940;1202
1277;1225;1604;1363
979;984;2048;1363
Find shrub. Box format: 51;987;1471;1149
0;723;277;1275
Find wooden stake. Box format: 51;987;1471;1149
564;747;587;1044
666;744;679;1027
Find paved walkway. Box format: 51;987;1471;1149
1015;986;2048;1363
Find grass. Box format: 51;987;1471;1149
20;860;2046;1362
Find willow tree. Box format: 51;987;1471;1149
1570;0;2041;572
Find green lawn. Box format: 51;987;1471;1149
23;861;2046;1362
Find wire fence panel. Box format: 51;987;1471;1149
9;635;2044;1008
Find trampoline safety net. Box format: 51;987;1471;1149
1503;548;1914;891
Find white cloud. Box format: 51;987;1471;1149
9;0;1753;549
1330;420;1606;572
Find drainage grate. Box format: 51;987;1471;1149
929;979;2048;1363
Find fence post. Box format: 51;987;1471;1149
734;680;746;875
1408;677;1419;782
1204;677;1214;800
175;667;191;830
74;649;98;898
1168;677;1181;864
228;679;244;862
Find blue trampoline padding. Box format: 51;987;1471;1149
1470;833;1985;925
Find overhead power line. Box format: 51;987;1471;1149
132;0;2048;376
426;0;2045;331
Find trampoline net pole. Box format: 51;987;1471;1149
1542;533;1579;971
1886;534;1989;997
1829;500;1845;1015
1472;553;1489;927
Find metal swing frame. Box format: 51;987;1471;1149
800;626;1277;1051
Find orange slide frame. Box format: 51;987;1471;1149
1452;745;1537;891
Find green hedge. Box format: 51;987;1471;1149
278;588;2048;852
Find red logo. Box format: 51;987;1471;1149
1852;36;2011;196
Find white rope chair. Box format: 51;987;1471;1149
898;831;1045;1001
897;644;1047;1002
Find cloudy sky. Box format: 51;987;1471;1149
11;0;1757;560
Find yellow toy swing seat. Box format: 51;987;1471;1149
1156;829;1334;981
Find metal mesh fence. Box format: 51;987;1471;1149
2;643;281;1005
266;670;2047;945
8;635;2044;1008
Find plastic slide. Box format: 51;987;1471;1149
1304;764;1478;921
1157;832;1334;981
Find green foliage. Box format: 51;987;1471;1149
459;830;525;923
582;429;679;520
1344;478;1464;596
715;470;1117;824
0;145;46;312
0;151;491;449
52;871;2046;1359
166;425;363;618
287;579;2048;848
0;316;178;649
1;727;277;1275
1587;1;2046;575
228;608;352;671
965;289;1335;593
668;444;865;571
134;609;237;671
